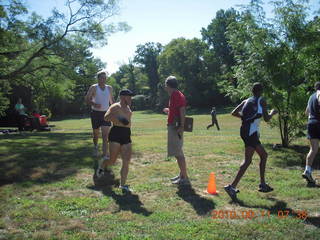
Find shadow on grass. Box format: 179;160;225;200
267;144;320;170
0;132;91;186
51;114;90;121
0;132;142;187
176;185;216;216
89;169;153;216
231;197;320;228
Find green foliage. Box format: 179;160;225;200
159;37;219;107
132;95;149;110
0;0;129;116
111;61;148;96
201;8;238;68
134;42;163;107
223;0;319;146
201;8;239;96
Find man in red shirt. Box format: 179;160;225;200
163;76;190;185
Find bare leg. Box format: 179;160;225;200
101;142;121;168
231;146;255;188
176;154;188;179
101;126;110;158
93;128;99;146
120;143;132;186
255;144;268;185
306;139;319;168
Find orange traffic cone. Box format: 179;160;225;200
207;172;218;195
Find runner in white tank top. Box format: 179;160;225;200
91;83;110;112
85;71;114;161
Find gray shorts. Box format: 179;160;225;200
167;125;184;157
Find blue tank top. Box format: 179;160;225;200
308;92;320;124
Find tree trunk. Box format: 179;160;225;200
278;113;289;148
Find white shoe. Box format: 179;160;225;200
96;167;104;178
172;178;190;185
170;175;180;182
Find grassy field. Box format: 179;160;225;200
0;111;319;240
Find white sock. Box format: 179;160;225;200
305;165;312;173
98;158;104;168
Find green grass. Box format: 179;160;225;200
0;111;319;240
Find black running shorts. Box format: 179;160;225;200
108;126;131;145
90;110;111;129
307;123;320;139
240;126;261;148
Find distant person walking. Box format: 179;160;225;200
302;82;320;185
163;76;190;185
224;82;278;200
14;98;27;134
85;71;114;161
207;106;220;130
96;89;134;193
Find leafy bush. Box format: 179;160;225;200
132;95;149;110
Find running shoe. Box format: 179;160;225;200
258;183;274;192
96;167;104;178
172;178;191;185
170;175;180;182
119;185;132;193
224;185;239;200
302;171;316;184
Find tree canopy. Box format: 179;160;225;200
2;0;320;147
0;0;129;115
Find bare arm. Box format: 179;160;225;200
179;106;186;126
177;106;186;134
305;96;311;116
104;104;130;126
104;104;117;122
85;85;100;108
231;100;246;118
261;98;277;122
305;106;309;116
108;85;115;105
163;108;169;114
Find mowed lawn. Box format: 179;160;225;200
0;111;319;240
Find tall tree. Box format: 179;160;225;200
0;0;129;115
225;0;319;146
134;42;162;107
201;8;239;90
159;37;218;107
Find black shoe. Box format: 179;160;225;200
119;185;132;193
224;185;239;200
258;183;273;192
302;171;316;184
